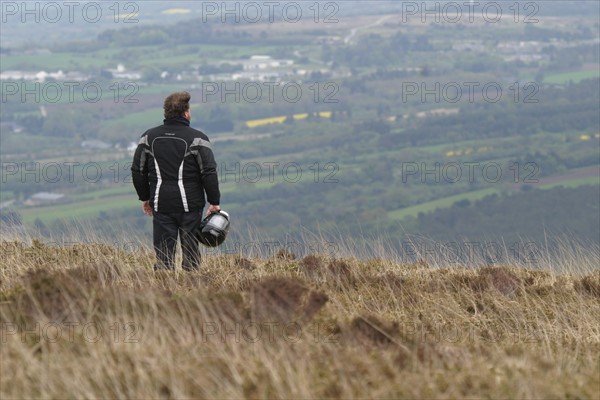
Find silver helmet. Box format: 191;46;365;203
197;210;230;247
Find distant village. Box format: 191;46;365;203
0;52;343;86
1;52;347;143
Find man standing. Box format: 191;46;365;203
131;91;221;271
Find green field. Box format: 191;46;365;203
388;171;600;222
107;108;164;128
71;186;134;201
0;192;15;202
20;195;138;224
544;70;600;85
539;175;600;189
387;188;501;220
1;43;290;72
1;48;126;70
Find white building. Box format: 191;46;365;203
108;64;142;80
242;55;294;71
24;192;66;206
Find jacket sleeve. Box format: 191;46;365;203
131;134;151;201
191;137;220;205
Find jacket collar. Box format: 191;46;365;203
163;117;190;126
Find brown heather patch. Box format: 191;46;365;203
472;266;522;296
347;314;399;346
303;290;329;321
233;255;256;270
432;268;477;290
575;272;600;297
326;259;356;286
251;276;328;325
275;248;296;260
1;268;85;323
412;258;430;269
363;272;406;296
204;290;249;324
191;255;263;292
299;254;324;276
328;259;351;276
208;254;258;272
465;300;486;315
250;275;289;313
65;261;130;288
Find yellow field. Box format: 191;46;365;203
245;111;332;128
161;9;192;15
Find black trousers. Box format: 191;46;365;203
153;210;203;271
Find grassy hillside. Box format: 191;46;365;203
1;235;598;399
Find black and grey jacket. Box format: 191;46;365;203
131;117;220;213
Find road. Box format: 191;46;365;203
344;15;394;45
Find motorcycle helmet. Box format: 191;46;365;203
197;210;230;247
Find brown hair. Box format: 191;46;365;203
163;91;191;119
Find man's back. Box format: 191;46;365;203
132;118;220;214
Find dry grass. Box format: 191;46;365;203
0;230;599;399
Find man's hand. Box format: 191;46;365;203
142;200;153;216
205;204;221;217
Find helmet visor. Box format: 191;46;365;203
207;214;229;230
